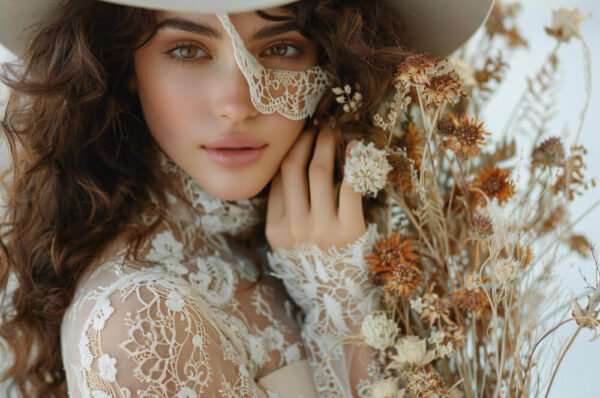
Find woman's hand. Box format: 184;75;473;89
266;121;367;251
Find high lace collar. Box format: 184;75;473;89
156;150;267;238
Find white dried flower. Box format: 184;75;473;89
344;141;392;198
410;297;427;313
391;335;435;366
493;258;521;286
361;312;399;350
373;82;411;132
370;378;405;398
546;8;590;42
436;341;454;358
428;330;445;346
332;83;363;114
572;295;600;340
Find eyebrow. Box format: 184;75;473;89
156;17;300;41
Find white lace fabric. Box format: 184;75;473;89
215;13;333;121
267;224;386;397
60;150;385;397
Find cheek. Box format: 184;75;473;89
134;54;209;148
265;117;306;159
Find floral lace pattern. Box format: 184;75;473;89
267;223;386;397
215;13;333;121
60;149;385;397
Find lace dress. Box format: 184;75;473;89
60;152;385;398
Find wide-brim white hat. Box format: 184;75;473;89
1;0;494;58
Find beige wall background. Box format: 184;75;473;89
1;1;599;397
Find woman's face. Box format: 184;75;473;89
133;8;318;201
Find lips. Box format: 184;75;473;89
202;146;267;167
203;134;267;150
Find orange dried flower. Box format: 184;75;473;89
505;27;528;48
441;113;490;160
395;122;424;170
568;234;592;257
366;234;422;297
387;152;415;192
473;165;515;206
451;287;489;315
423;71;467;106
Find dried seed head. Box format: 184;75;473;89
532;136;565;167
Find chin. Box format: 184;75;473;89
202;178;268;202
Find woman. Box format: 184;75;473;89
0;0;493;397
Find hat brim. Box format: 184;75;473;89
0;0;494;58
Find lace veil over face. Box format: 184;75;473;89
215;12;333;121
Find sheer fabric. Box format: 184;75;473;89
60;151;385;397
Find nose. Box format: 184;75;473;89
212;59;259;123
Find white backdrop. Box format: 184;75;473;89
1;1;599;397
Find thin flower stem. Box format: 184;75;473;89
544;326;582;398
522;319;573;387
573;38;591;147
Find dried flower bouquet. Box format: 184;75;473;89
337;4;599;398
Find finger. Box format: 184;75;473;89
280;129;316;226
338;140;364;224
309;124;337;222
266;170;285;222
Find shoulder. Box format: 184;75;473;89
60;253;246;397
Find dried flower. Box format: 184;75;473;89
473;166;515;206
374;81;412;132
451;288;489;315
493;258;521;286
361;312;399;350
391;336;436;367
428;330;445;346
387;150;416;192
332;83;363;114
371;379;405;398
366;234;422;297
436;341;454;359
394;122;424;170
344;141;393;198
572;295;600;339
423;71;467;107
414;293;454;326
552;145;593;201
545;8;589;42
464;273;481;291
532;136;565;167
441;113;490;160
410;297;427;313
567;234;592;257
394;53;442;86
405;364;449;398
470;213;494;239
445;57;477;88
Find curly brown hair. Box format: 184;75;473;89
0;0;407;396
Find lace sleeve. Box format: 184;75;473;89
65;271;274;398
266;223;385;398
